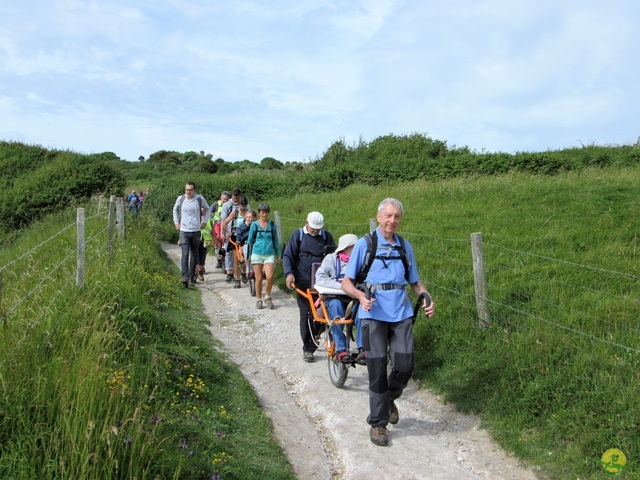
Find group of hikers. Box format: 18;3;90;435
171;181;435;447
126;188;148;217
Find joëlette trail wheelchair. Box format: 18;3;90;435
228;235;255;292
293;262;361;388
294;261;432;388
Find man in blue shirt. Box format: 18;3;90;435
342;198;434;447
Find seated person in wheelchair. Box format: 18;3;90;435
315;233;365;364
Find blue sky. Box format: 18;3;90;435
1;1;638;163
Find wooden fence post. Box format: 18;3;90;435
76;208;85;287
471;232;490;327
274;211;284;251
108;195;115;262
116;197;125;240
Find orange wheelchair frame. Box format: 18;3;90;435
293;262;359;388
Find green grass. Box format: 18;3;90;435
0;204;295;479
265;165;640;480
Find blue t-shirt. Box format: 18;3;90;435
345;227;420;323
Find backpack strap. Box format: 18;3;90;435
355;230;410;285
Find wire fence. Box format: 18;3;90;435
278;215;640;355
2;208;638;371
0;196;125;370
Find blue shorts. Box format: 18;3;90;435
251;253;275;265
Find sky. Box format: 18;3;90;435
1;1;639;164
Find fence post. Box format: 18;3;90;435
368;218;376;233
471;232;490;328
108;195;115;262
116;197;125;240
274;211;284;250
77;208;85;287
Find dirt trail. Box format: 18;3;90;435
163;244;539;480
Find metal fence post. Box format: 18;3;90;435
471;232;490;328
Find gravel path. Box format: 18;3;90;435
163;244;539;480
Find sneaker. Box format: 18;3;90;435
356;348;367;365
370;426;388;446
389;401;399;425
264;297;274;309
189;277;196;287
197;271;205;281
337;351;351;363
256;299;264;309
225;274;233;283
302;351;314;363
234;280;241;288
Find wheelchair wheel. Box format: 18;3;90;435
326;329;349;388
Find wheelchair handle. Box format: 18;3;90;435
413;292;432;324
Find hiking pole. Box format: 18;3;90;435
412;292;432;324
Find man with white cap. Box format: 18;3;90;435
315;233;365;364
283;211;336;363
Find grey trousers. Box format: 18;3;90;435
180;231;201;282
362;317;414;427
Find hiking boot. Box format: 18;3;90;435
215;260;222;268
264;297;274;309
241;272;248;283
389;401;399;425
234;279;241;288
302;351;314;363
370;426;388;446
197;271;205;281
256;299;264;309
225;274;233;283
182;280;189;288
189;277;196;287
356;348;367;365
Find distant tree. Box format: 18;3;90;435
138;155;145;162
148;150;181;164
260;157;283;170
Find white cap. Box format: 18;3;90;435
306;211;324;229
336;234;358;253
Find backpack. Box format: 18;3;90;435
249;220;279;253
297;227;326;242
177;194;203;223
355;230;411;285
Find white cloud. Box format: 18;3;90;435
0;0;639;162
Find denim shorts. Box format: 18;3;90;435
251;253;275;264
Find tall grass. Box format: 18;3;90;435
266;165;640;480
0;204;295;479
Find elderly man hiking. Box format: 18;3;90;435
341;198;434;447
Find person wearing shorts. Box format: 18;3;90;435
247;203;281;309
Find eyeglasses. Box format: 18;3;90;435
185;188;194;191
